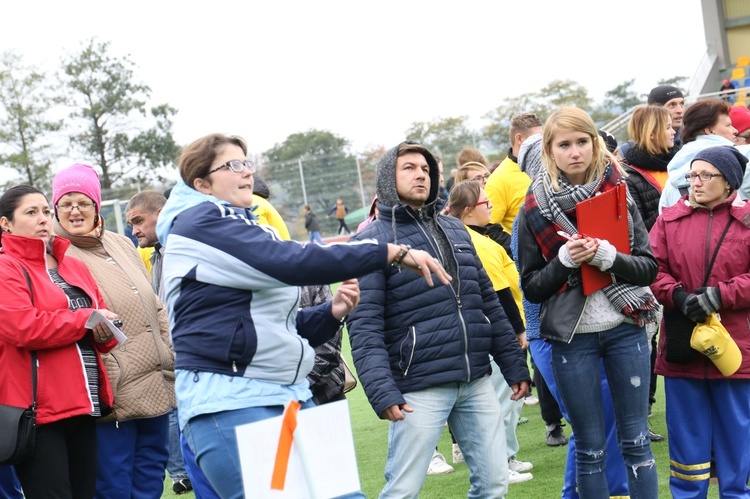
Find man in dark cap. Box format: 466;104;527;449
619;85;686;160
648;85;685;147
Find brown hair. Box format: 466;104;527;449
398;142;430;158
680;99;732;144
448;180;482;221
178;134;248;189
125;190;166;215
628;105;673;155
455;146;487;168
509;113;543;142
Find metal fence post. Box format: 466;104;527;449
298;158;308;206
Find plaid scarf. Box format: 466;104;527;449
524;163;657;326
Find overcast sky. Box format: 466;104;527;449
2;0;707;173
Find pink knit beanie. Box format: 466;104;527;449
52;163;102;214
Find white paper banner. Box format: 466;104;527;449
236;399;361;498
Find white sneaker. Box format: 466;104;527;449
508;469;533;484
452;443;464;464
508;456;533;472
523;394;539;406
427;451;454;475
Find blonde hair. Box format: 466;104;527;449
448;180;482;221
542;107;623;190
628;105;673;155
456;162;490;183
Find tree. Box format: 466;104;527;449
541;79;593;111
0;52;62;190
591;79;641;129
61;39;179;190
404;116;476;165
482;94;546;152
657;76;689;89
263;129;362;235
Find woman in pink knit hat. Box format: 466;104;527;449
51;163;175;499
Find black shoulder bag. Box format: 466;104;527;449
663;218;734;363
0;266;38;465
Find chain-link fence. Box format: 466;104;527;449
97;155;380;243
261;154;378;240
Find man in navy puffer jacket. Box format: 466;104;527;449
347;141;530;498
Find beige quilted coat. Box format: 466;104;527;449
53;219;175;421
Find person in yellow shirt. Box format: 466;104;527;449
448;180;533;484
251;178;291;240
485;113;543;233
453;148;511;257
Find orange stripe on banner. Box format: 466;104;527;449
270;400;301;490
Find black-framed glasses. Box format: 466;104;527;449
685;172;723;183
206;160;256;176
56;202;96;213
472;173;491;182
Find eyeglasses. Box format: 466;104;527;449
206;160;256;176
57;202;96;213
472;173;491;182
474;200;491;208
684;172;724;183
737;132;750;144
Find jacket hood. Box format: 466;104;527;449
376;141;440;208
156;179;225;246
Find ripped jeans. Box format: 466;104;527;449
551;322;658;499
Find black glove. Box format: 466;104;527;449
672;288;694;316
687;287;722;322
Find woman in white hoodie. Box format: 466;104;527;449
659;99;738;212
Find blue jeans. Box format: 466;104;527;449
530;339;629;498
0;466;22;499
181;432;220;499
489;359;523;459
551;323;657;499
309;231;324;244
182;403;365;499
381;376;507;499
166;409;188;480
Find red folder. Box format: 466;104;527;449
575;182;629;296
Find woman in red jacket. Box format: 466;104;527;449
650;146;750;498
0;185;118;499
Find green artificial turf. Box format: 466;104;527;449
160;326;722;498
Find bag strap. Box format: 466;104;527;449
19;265;38;412
703;218;734;287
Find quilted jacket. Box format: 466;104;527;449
53;219;175;421
346;142;529;418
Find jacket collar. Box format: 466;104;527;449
662;191;750;228
1;233;72;263
376;197;443;224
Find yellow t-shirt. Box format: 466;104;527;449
485;157;531;233
466;225;525;326
138;246;153;276
252;195;291;241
